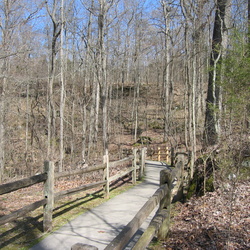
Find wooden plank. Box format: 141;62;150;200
109;168;133;182
55;164;106;179
104;185;168;250
43;161;54;232
54;181;106;201
0;173;47;195
109;156;132;168
0;199;47;225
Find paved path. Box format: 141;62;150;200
30;161;168;250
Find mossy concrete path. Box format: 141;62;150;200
30;161;168;250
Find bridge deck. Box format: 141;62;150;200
30;161;168;250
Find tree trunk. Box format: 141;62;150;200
204;0;229;146
0;1;11;182
46;1;61;160
132;27;140;142
59;0;65;172
0;75;6;183
82;1;94;161
98;0;108;153
161;0;171;142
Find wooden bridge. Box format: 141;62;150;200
0;146;192;249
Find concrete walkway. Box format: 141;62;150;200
30;161;168;250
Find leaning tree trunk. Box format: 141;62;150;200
204;0;229;146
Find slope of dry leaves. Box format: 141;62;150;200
160;179;250;250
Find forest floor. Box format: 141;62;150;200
151;179;250;250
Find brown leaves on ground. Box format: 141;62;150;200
161;180;250;250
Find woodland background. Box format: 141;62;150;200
0;0;249;183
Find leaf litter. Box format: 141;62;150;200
159;180;250;250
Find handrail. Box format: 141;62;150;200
104;184;169;250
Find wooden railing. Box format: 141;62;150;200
102;152;190;250
0;148;146;232
146;145;175;166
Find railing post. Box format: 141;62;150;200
158;147;161;161
166;147;169;163
132;148;137;185
141;147;146;177
103;150;110;199
171;147;175;167
43;161;54;232
158;169;172;239
138;149;142;181
138;147;146;180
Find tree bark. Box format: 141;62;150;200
204;0;229;146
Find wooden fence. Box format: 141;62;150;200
0;148;146;232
